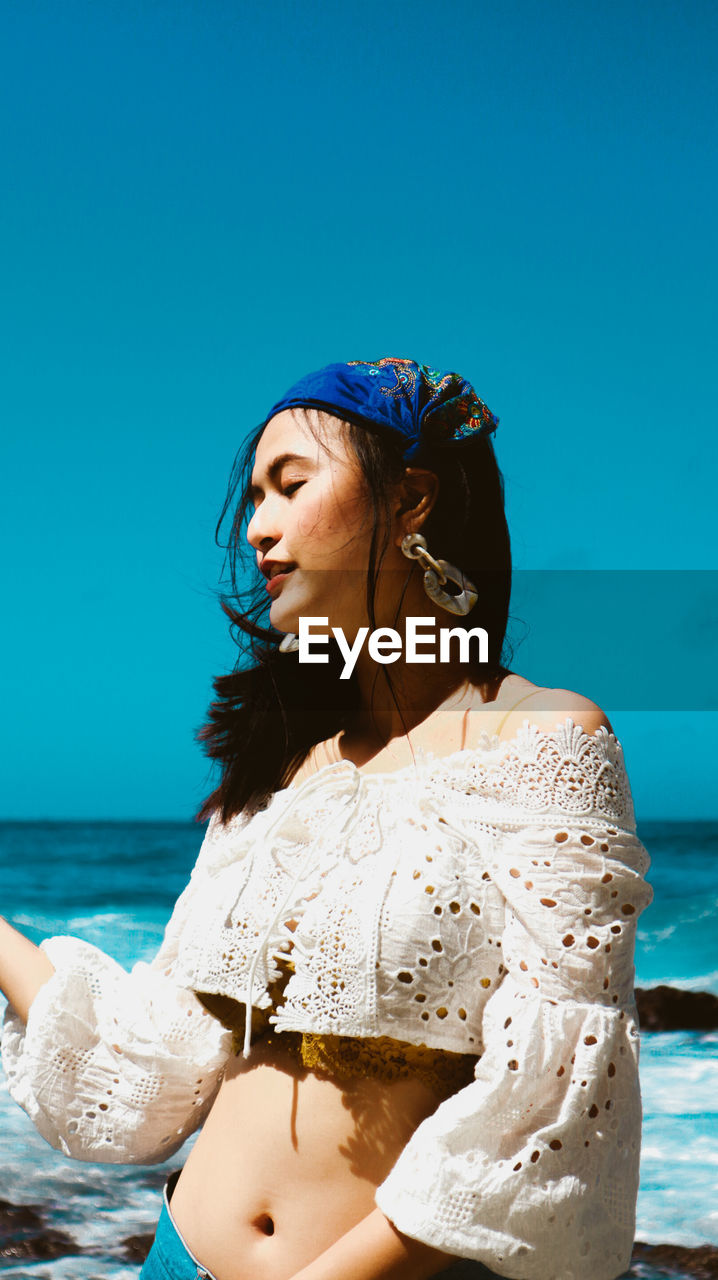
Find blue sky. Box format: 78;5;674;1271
2;0;716;819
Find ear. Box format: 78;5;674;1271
393;468;440;546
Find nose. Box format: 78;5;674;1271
246;497;281;554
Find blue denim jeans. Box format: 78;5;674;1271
140;1172;500;1280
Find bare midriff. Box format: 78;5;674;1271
168;1038;443;1280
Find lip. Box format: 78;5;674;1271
264;567;295;594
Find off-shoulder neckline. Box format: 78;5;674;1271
212;718;626;831
282;716;622;798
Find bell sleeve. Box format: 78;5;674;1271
1;815;234;1165
375;817;653;1280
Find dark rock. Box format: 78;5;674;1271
121;1232;155;1263
0;1230;80;1261
0;1199;44;1231
631;1241;718;1278
0;1196;82;1261
635;985;718;1032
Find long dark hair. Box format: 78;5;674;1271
197;410;512;821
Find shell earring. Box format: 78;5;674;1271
400;532;478;617
279;633;300;653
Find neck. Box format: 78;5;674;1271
347;586;498;744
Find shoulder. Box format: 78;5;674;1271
517;687;613;739
458;683;634;827
476;677;613;744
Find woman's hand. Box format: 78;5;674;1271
290;1207;453;1280
0;916;55;1023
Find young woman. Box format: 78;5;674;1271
1;358;652;1280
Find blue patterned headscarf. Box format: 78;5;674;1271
264;357;498;464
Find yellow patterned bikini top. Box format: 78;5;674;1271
197;958;478;1098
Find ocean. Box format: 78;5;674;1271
1;819;716;1278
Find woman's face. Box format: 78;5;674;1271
246;409;387;638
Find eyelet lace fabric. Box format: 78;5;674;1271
1;718;653;1280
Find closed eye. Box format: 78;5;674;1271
282;480;306;497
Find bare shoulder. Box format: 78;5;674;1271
476;676;613;743
527;687;613;737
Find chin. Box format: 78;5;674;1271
268;598;307;635
269;611;295;635
269;596;330;636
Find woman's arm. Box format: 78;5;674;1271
369;719;652;1280
291;1207;453;1280
0;916;55;1022
1;817;234;1163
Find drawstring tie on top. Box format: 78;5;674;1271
241;764;362;1058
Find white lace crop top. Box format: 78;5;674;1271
1;719;653;1280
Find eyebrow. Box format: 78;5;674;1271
248;452;311;501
